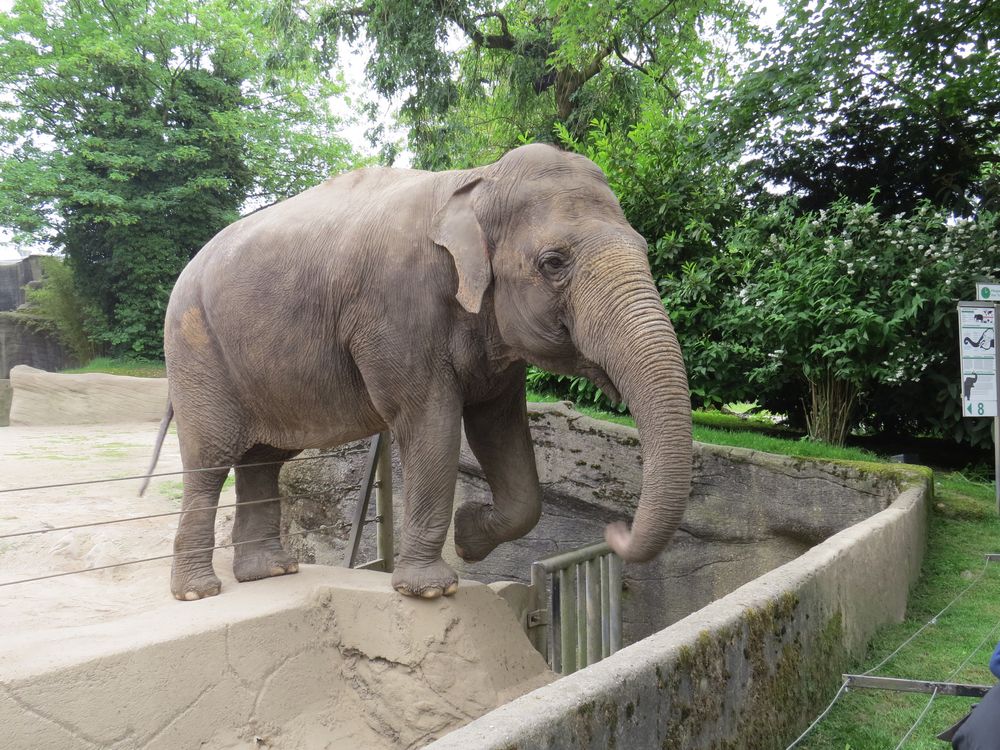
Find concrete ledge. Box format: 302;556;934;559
8;366;167;425
426;469;930;749
0;566;552;750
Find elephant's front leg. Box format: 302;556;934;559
454;381;541;563
391;397;463;599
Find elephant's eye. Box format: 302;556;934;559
538;251;568;278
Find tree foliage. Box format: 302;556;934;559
669;200;1000;445
726;0;1000;215
0;0;360;356
322;0;755;167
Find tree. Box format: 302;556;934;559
725;0;1000;215
0;0;360;357
321;0;756;167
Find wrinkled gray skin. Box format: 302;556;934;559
154;143;692;601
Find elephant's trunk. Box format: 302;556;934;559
571;251;693;563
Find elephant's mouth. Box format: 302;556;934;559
579;362;622;406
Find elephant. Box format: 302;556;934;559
144;143;692;602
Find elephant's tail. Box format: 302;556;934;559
139;401;174;497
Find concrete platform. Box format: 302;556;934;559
0;567;553;750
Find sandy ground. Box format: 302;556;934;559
0;423;239;634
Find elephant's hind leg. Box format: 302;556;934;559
232;447;300;583
172;468;228;601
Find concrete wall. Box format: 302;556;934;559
0;567;553;750
426;475;929;750
0;256;41;312
0;315;70;378
279;402;896;644
8;366;167;425
0;257;69;378
0;379;10;427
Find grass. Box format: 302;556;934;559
527;390;882;464
62;356;166;378
798;476;1000;749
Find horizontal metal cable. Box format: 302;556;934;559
945;613;1000;682
0;492;337;540
0;451;347;495
0;525;336;588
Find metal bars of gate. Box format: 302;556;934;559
530;541;623;675
342;432;394;573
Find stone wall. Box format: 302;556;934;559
8;366;167;425
279;402;895;644
0;256;41;312
0;315;70;378
427;475;928;749
0;257;72;378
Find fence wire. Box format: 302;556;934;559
0;492;335;540
0;450;346;496
785;556;997;750
0;523;336;588
893;688;939;750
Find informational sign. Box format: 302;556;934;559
958;302;998;417
976;282;1000;301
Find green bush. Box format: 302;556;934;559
669;199;1000;445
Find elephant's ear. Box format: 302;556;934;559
430;178;491;314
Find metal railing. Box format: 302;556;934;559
342;432;394;573
530;541;623;674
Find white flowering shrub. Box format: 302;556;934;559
666;199;1000;445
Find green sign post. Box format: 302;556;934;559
958;299;1000;515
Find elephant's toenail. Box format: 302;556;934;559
287;562;299;573
184;591;200;601
270;566;285;576
420;588;442;599
444;582;458;596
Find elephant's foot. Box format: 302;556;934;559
453;501;502;563
392;558;459;599
171;559;222;601
233;539;299;582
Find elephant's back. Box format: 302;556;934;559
163;164;457;424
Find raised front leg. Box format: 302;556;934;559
454;380;541;563
232;446;300;583
390;395;463;599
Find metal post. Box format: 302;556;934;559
609;553;622;653
994;304;1000;516
600;554;611;658
586;557;601;665
530;561;548;655
343;433;382;568
375;432;393;572
576;563;586;665
559;567;576;674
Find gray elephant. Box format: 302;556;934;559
145;143;692;601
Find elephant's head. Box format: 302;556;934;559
431;143;692;563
